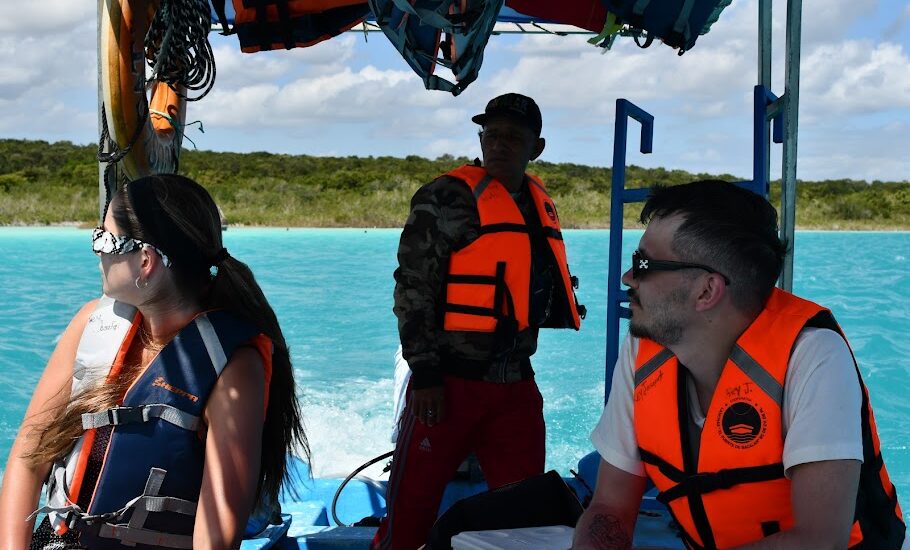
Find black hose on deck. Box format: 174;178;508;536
331;450;394;527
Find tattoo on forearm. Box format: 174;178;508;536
587;514;632;549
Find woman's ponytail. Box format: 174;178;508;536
208;255;311;505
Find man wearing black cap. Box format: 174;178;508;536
373;93;585;549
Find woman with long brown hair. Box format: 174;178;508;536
0;174;309;549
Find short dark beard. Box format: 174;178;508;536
628;286;687;346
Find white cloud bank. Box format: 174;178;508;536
0;0;906;181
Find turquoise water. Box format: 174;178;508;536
1;228;908;521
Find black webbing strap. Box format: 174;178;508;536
675;367;715;549
275;0;294;50
638;447;686;484
211;0;233;35
444;304;497;317
479;223;529;236
446;274;498;285
656;463;785;505
254;0;270;51
492;262;507;320
541;226;563;241
761;521;781;537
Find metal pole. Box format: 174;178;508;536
758;0;772;195
97;0;106;222
779;0;802;291
758;0;772;89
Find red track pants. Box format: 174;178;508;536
372;376;545;550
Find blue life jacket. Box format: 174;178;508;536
33;297;271;549
601;0;733;53
367;0;504;95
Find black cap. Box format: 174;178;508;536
472;93;542;136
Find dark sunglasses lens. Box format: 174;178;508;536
631;251;642;278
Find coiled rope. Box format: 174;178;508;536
145;0;217;101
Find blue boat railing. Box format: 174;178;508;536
604;84;785;405
604;98;652;404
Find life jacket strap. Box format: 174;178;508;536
639;446;785;504
444;303;498;317
81;404;201;431
27;504;82;523
446;274;498;285
51;468;197;549
478;223;530;236
82;522;194;549
656;463;785;504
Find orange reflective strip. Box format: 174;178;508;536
247;334;274;414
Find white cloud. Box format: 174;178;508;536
802;41;910;115
0;23;95;101
0;1;94;35
196;65;421;128
796;0;877;44
0;20;96;139
210;34;360;88
423;137;477;158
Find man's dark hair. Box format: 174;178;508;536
640;180;788;314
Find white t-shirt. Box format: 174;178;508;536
591;328;864;477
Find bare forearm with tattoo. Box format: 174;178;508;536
582;513;632;549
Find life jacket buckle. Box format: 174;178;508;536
107;406;143;426
65;510;80;530
687;470;734;495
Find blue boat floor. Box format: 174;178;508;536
240;454;684;549
246;510;683;549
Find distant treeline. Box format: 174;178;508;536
1;139;908;229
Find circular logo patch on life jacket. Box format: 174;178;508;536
717;398;766;449
544;202;558;222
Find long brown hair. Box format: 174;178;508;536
27;174;309;508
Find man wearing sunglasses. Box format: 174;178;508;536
374;93;585;549
573;181;905;549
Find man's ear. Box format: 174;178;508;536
530;137;545;160
694;274;726;312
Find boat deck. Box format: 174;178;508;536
241;455;685;549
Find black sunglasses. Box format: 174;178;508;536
631;250;731;285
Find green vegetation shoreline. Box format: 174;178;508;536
2;139;908;229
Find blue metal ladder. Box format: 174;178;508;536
604;83;787;401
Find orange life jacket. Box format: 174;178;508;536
633;288;905;549
229;0;369;53
441;164;583;338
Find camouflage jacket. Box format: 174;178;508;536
393;172;546;390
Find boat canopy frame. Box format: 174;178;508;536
603;0;803;402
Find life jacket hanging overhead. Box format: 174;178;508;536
367;0;505;95
505;0;608;33
600;0;733;53
226;0;371;53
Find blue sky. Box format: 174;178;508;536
0;0;908;182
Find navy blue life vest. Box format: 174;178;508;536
36;298;268;549
601;0;732;53
367;0;504;95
